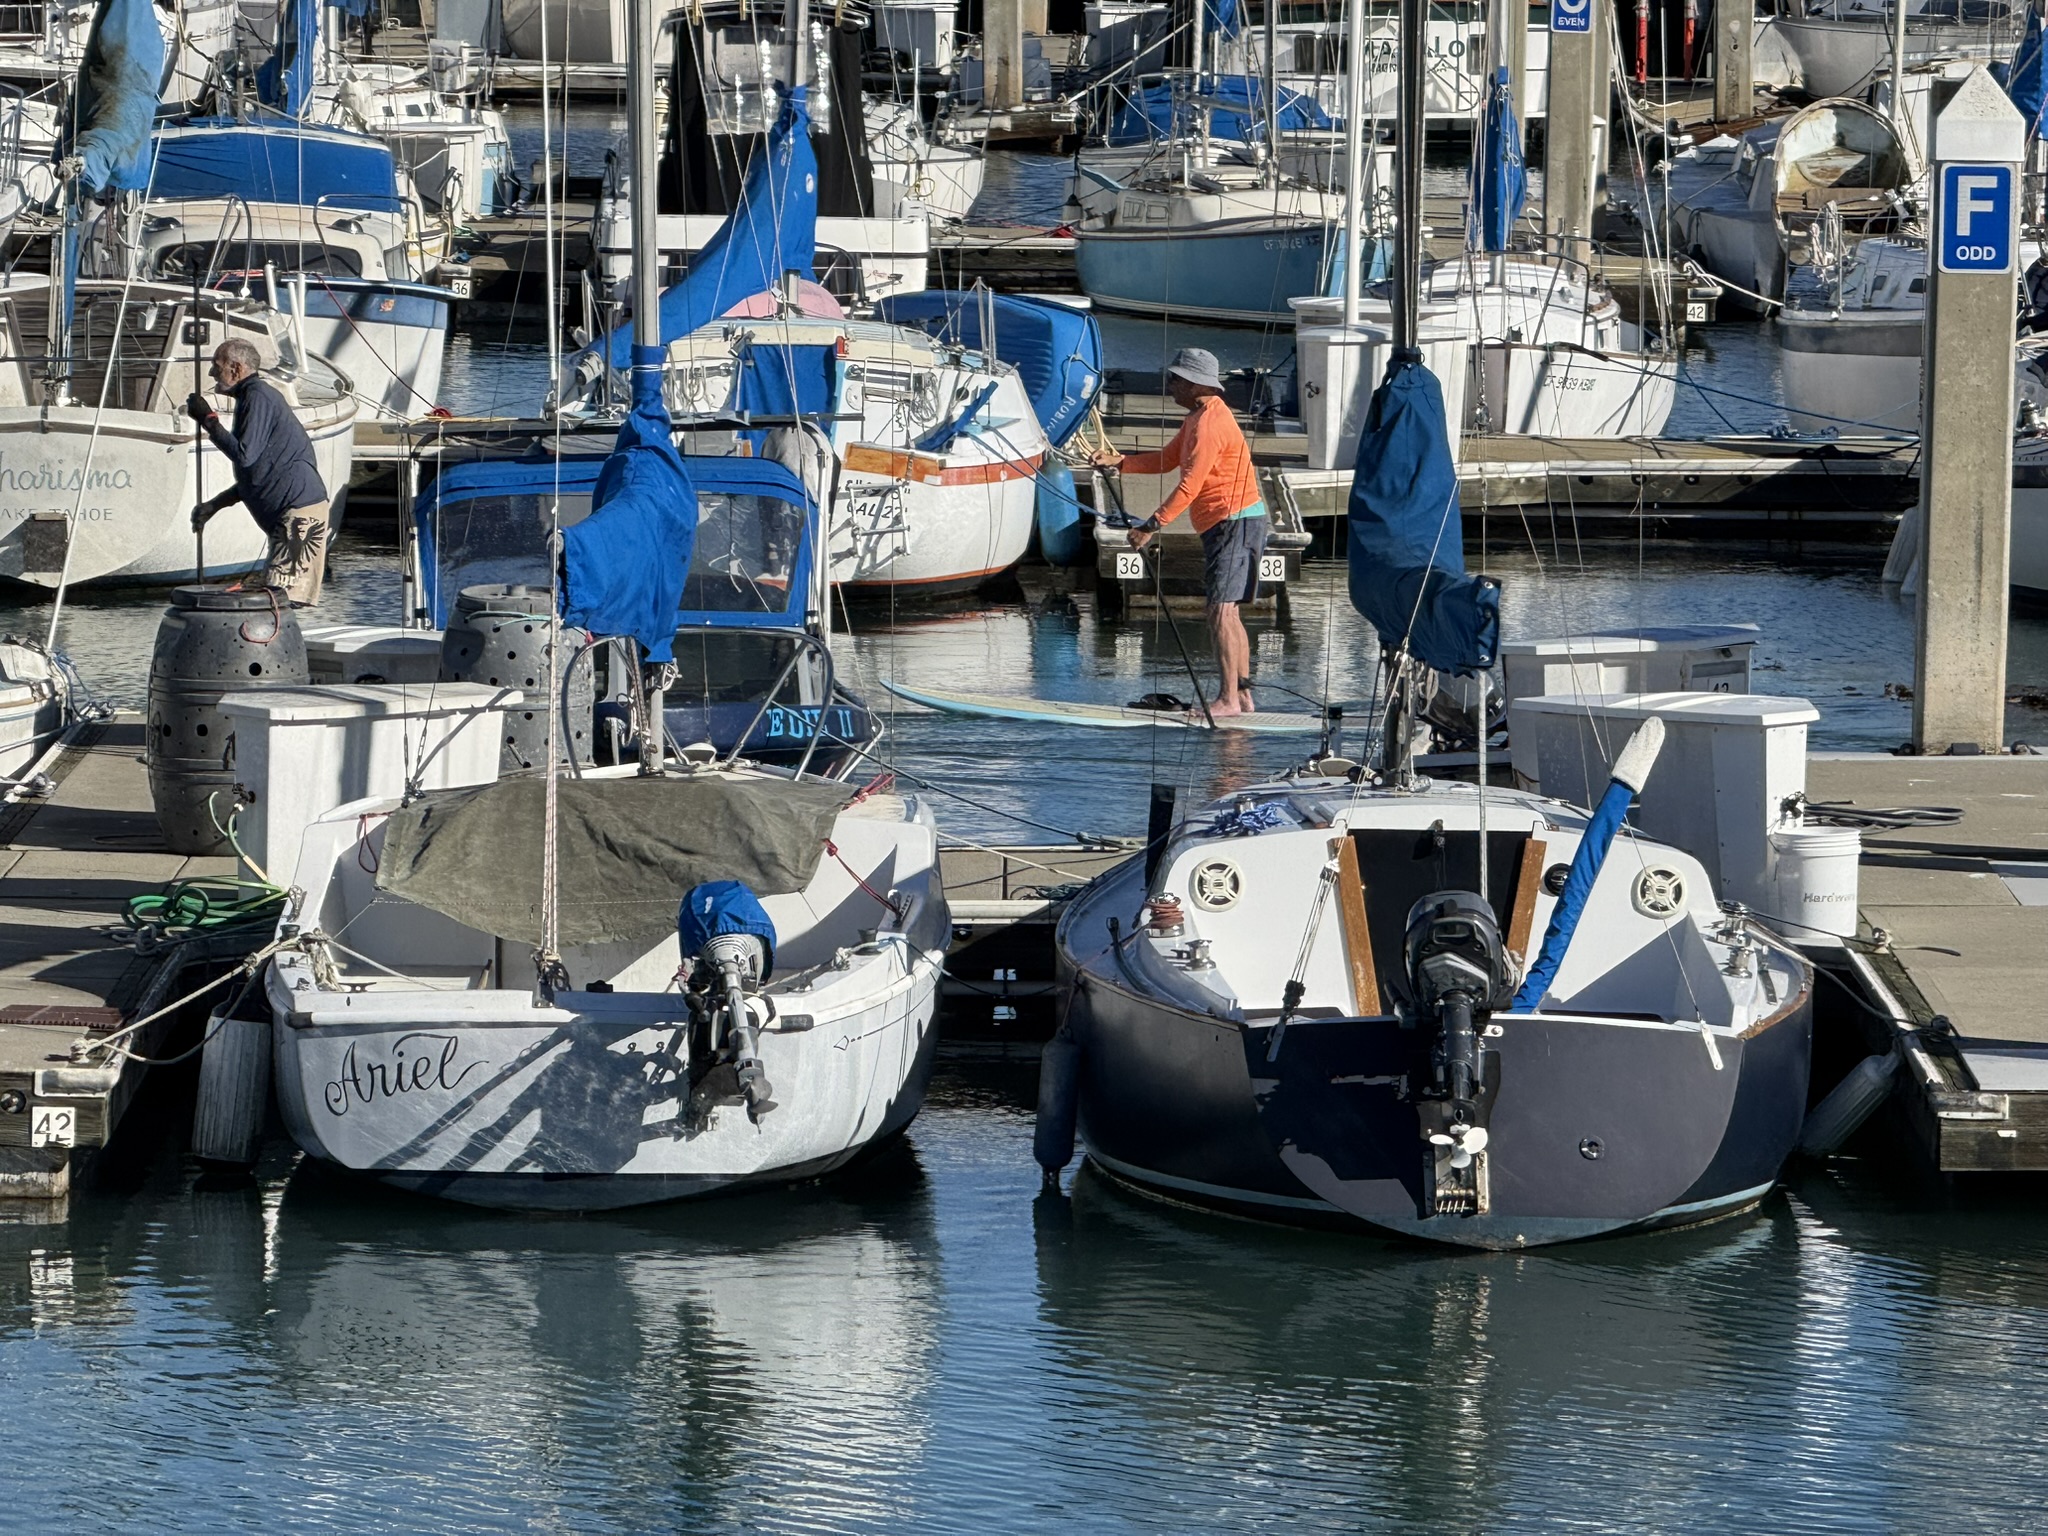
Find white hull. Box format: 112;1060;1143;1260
832;456;1039;593
288;292;453;421
0;0;235;105
1477;337;1677;437
1779;331;1921;434
598;208;931;310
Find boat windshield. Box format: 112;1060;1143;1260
422;487;808;622
156;243;366;281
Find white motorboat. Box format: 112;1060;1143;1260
0;276;356;588
1650;97;1916;313
314;60;518;224
1771;0;2021;99
867;95;984;222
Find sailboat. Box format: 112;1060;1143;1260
261;0;947;1211
1041;0;1814;1249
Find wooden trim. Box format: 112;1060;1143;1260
1332;834;1380;1015
1504;836;1546;966
842;442;1044;487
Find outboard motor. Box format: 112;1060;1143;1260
1392;891;1516;1217
678;881;778;1121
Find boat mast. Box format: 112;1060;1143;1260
629;0;668;778
1395;0;1423;354
1263;0;1279;191
1340;0;1363;325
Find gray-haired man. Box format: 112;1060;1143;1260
187;338;332;605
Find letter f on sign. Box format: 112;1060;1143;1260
1957;173;1998;235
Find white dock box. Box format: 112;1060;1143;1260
301;624;445;686
1510;691;1819;912
219;683;513;880
1291;303;1472;470
1500;625;1759;709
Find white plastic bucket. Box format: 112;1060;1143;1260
1769;825;1863;944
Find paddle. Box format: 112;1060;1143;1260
191;265;205;584
1097;464;1215;729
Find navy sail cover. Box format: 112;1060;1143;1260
1347;357;1499;674
1471;67;1527;253
66;0;165;195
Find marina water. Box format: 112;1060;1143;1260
7;139;2048;1534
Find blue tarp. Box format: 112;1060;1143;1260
150;123;401;209
560;350;700;661
677;880;779;974
1206;0;1243;37
1346;356;1500;675
1471;68;1527;252
874;291;1103;448
1511;776;1632;1010
257;0;320;117
2006;9;2047;135
734;343;836;419
597;92;819;371
67;0;165;195
1104;76;1332;147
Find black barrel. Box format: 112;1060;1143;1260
146;586;309;854
439;584;593;772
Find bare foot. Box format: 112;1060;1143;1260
1204;700;1246;720
1240;689;1256;714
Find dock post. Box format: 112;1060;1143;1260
1542;0;1600;257
987;0;1026;110
1712;0;1750;122
1914;67;2024;755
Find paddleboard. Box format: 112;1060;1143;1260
880;680;1325;733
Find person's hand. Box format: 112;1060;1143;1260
1127;521;1157;550
184;392;215;424
1090;446;1123;469
190;503;215;531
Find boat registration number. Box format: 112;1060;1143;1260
30;1105;74;1148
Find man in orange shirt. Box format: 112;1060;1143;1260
1096;348;1268;717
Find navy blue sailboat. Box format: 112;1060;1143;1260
1041;0;1814;1248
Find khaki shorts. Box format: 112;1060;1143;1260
263;501;330;606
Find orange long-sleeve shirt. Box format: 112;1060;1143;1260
1120;395;1263;533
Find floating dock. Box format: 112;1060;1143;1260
1811;755;2048;1173
0;716;245;1202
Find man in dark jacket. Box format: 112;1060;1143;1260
188;338;331;605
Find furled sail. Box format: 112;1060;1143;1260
1346;357;1500;674
65;0;166;195
1471;67;1527;252
2004;7;2046;136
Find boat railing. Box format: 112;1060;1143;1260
721;629;844;782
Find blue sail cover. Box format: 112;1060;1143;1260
150;124;401;209
1105;76;1331;147
1347;357;1500;674
66;0;166;195
874;291;1103;447
2007;9;2047;135
256;0;320;117
1205;0;1243;37
1471;68;1527;252
598;92;819;371
560;354;699;661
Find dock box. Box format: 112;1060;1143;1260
1500;625;1760;708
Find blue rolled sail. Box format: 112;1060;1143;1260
598;91;819;371
2006;8;2046;136
561;352;699;662
1471;67;1527;252
1347;357;1499;674
65;0;166;196
257;0;320;117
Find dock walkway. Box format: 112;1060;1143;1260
1811;755;2048;1172
0;717;239;1200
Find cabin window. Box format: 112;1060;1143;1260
1908;277;1925;294
156;242;365;281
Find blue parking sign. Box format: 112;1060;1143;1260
1550;0;1591;32
1937;163;2015;275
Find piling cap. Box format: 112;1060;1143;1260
1934;66;2025;165
168;583;287;612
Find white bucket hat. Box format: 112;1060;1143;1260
1165;347;1224;392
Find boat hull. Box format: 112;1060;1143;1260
282;280;454;420
1778;311;1922;434
1074;220;1335;324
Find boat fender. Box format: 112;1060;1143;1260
1035;461;1089;567
1034;1015;1082;1179
192;977;273;1170
1798;1045;1901;1158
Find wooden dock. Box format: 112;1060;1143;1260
1810;754;2048;1173
0;716;249;1202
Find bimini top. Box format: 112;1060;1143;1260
412;451;819;634
150;120;402;212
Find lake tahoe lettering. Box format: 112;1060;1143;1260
323;1032;483;1116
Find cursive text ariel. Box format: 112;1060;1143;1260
323;1032;483;1116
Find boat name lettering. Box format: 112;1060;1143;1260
0;506;119;522
762;705;857;741
322;1031;482;1116
0;457;133;493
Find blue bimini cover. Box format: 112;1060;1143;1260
677;880;779;975
874;291;1103;448
150;123;401;210
1471;68;1527;253
66;0;166;195
561;353;700;662
598;92;820;371
1346;356;1500;675
1106;76;1331;148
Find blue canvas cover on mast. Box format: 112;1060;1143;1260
1470;67;1526;252
64;0;166;195
597;91;820;371
1346;356;1500;674
2005;7;2047;136
256;0;319;116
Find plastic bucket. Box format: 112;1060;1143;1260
1769;824;1862;943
